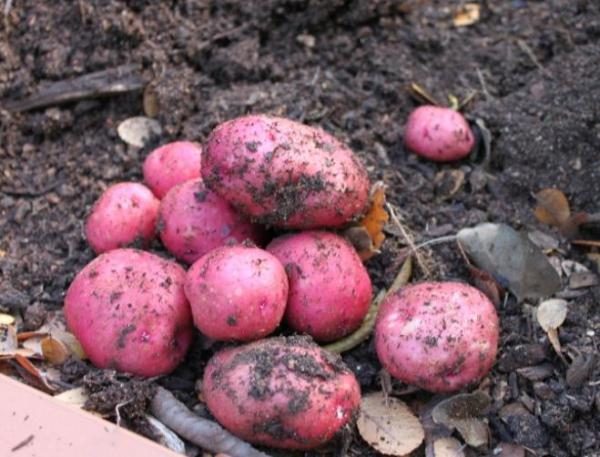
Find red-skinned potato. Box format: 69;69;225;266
85;182;160;254
143;141;203;199
158;178;264;264
375;281;499;393
267;231;372;342
202;336;361;450
202;114;370;229
185;245;288;341
404;105;475;162
64;249;193;377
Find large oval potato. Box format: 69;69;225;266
64;249;193;377
375;281;499;393
202;336;361;450
202;115;370;229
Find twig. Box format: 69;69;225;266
386;203;432;277
476;67;492;101
3;64;145;112
516;39;552;78
150;387;272;457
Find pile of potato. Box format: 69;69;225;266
64;111;499;450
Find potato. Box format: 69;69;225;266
404;106;475;162
158;178;264;264
185;245;288;341
85;182;160;254
143;141;203;198
375;281;499;393
267;231;372;342
64;249;193;377
202;336;361;449
202;114;370;229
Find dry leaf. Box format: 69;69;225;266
357;392;425;456
14;353;56;392
534;188;570;227
0;313;15;325
351;182;389;261
434;169;465;201
536;299;567;332
453;3;480;27
457;223;561;301
431;392;490;448
54;387;89;407
117;116;162;147
143;84;160;118
0;323;18;355
433;437;465;457
41;336;70;365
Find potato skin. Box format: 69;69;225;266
64;249;193;377
85;182;160;254
158;178;264;264
267;231;372;342
202;114;370;229
143;141;203;199
202;336;361;449
185;245;288;341
404;106;474;162
375;281;499;393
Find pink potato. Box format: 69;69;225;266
184;245;288;341
64;249;193;377
143;141;203;199
375;281;499;393
85;182;160;254
267;231;372;342
404;105;475;162
202;336;361;450
158;178;264;264
202;114;370;229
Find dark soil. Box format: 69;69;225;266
1;1;599;456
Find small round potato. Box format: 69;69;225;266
375;281;499;392
267;231;372;342
143;141;203;198
85;182;160;254
202;114;370;229
404;106;475;162
202;336;361;450
185;245;288;341
158;178;264;264
64;249;193;377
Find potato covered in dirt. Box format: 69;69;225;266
202;114;370;229
85;182;160;254
158;178;264;264
202;336;361;449
267;231;372;342
184;245;288;341
64;249;193;377
143;141;203;199
404;105;475;162
375;281;499;393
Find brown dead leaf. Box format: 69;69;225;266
351;181;389;261
357;392;425;456
41;336;70;365
453;3;480;27
431;392;490;447
14;353;56;392
433;437;465;457
534;188;571;227
536;299;567;332
434;169;465;201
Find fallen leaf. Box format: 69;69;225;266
350;182;389;261
457;223;561;301
0;323;18;354
566;353;595;388
467;264;504;306
434;169;465;201
143;83;160;118
54;387;88;407
432;437;465;457
453;3;480;27
536;299;567;332
431;392;490;447
0;313;15;325
357;392;425;456
117;116;162;148
569;271;598;289
534;188;570;227
14;353;56;392
41;336;70;365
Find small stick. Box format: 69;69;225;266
150;387;272;457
